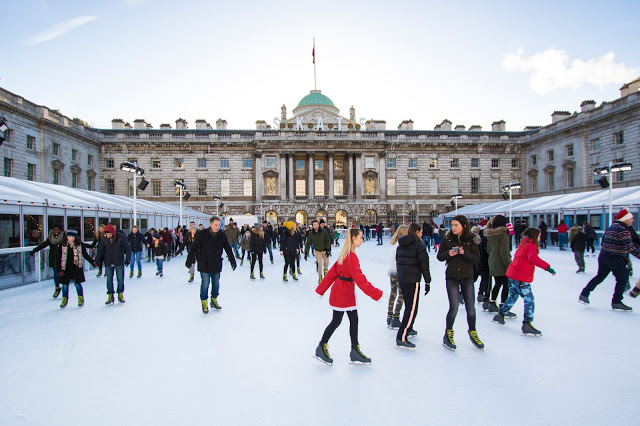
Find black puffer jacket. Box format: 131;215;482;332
32;230;65;268
250;228;266;254
95;233;131;267
477;230;490;274
571;231;588;252
437;231;481;279
186;228;236;273
280;230;299;255
395;234;431;284
127;231;147;252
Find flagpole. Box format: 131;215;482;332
313;37;317;90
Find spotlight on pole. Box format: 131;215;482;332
0;114;9;146
183;191;191;201
138;177;149;191
598;176;610;188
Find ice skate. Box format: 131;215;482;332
579;294;590;305
576;268;585;273
129;271;134;278
323;269;328;277
201;300;209;314
60;297;68;308
283;273;288;282
260;272;265;279
492;314;505;325
314;343;333;365
350;345;371;364
117;292;125;304
390;316;402;329
482;300;490;312
137;271;142;278
488;302;499;313
387;315;392;327
468;330;484;350
477;293;483;303
250;272;255;280
395;339;416;350
156;270;160;275
407;329;418;337
292;273;298;281
318;275;323;284
53;287;61;298
78;296;84;307
297;267;302;275
159;271;163;277
504;311;517;319
105;294;114;305
210;297;221;310
522;321;542;336
612;302;633;312
443;329;456;351
188;273;194;283
629;287;640;298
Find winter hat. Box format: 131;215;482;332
104;224;116;235
66;229;79;237
283;221;295;230
616;208;633;222
153;232;161;239
319;219;325;224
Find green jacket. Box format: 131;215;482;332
224;225;240;244
485;226;512;276
304;228;332;254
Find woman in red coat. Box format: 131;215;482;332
314;228;383;365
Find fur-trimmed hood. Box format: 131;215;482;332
484;226;508;238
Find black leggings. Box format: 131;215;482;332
445;277;476;330
296;252;301;268
251;252;263;273
491;275;509;303
320;310;358;346
283;254;297;275
478;272;491;300
241;249;251;262
587;238;596;254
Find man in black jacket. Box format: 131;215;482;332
186;216;237;314
31;223;65;298
262;220;274;264
127;226;146;278
96;224;131;305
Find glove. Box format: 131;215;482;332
424;284;430;295
546;267;556;275
59;270;65;276
93;263;98;268
125;261;130;267
304;254;308;261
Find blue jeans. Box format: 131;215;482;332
499;279;535;322
558;233;568;249
265;243;273;261
105;264;125;294
231;242;240;258
425;236;432;251
200;272;221;300
53;267;61;288
130;251;142;272
155;258;164;272
377;233;383;244
62;283;84;298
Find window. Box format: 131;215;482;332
450;178;459;195
334;180;344;196
220;159;230;169
511;158;520;168
221;179;230;196
530;176;537;193
198;179;207;196
266;177;277;195
593;166;601;185
175;158;184;169
243;159;253;169
105;178;115;194
614;131;624;145
471;158;479;168
531;155;537;166
243;179;252;196
315;179;325;196
53;143;60;156
408;178;417;195
429;159;438;168
105;158;114;168
591;138;600;151
53;169;61;185
365;177;375;195
471;178;479;194
315;160;324;171
547;150;554;162
3;158;13;177
451;158;459;168
197;158;207;168
408;158;418;168
296;160;305;171
365;156;375;169
71;172;79;188
152;159;161;169
386;158;396;168
72;149;78;162
613;158;625;182
152;180;161;196
491;158;500;168
430;178;438;195
3;129;12;144
88;154;93;166
334;160;343;171
295;179;306;196
492;178;500;195
27;163;36;181
565;144;574;157
87;176;94;191
547;172;555;191
566;168;575;188
266;156;276;168
27;135;35;150
387;178;396;195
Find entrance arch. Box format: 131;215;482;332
316;209;327;223
265;211;277;225
365;209;377;225
295;210;308;226
336;210;348;227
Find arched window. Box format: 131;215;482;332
316;209;327;223
409;210;417;223
265;211;277;224
365;209;377;225
336;210;348;227
295;210;308;226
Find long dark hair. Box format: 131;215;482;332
408;223;422;241
522;227;541;253
451;215;473;242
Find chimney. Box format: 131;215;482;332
216;118;228;130
256;120;269;130
524;125;542;131
175;118;188;129
468;125;482;131
440;119;452;131
124;122;132;129
397;120;414;131
160;123;172;129
620;77;640;97
366;120;386;131
111;119;125;130
551;111;571;124
580;100;596;113
195;119;210;130
454;124;466;131
133;119;147;130
491;120;506;131
146;123;153;129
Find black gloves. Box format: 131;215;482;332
59;270;65;277
424;283;431;295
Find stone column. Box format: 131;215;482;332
279;151;287;201
348;152;354;201
307;151;315;200
355;151;362;200
254;152;262;202
328;153;334;200
288;152;294;199
379;151;386;201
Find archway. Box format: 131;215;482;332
316;209;327;223
295;210;308;226
336;210;348;227
365;209;377;225
409;210;417;223
265;211;277;225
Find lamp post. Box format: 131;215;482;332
213;196;221;216
450;193;463;215
120;161;145;228
594;161;633;226
501;182;521;225
175;180;186;227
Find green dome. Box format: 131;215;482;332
296;90;335;108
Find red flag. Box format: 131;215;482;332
312;44;315;64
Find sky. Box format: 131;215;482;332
2;0;639;131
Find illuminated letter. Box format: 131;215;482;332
337;117;343;131
316;117;324;131
296;116;304;131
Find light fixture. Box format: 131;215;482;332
598;176;610;189
175;180;186;190
183;191;191;201
610;162;633;173
138;178;149;190
120;161;145;176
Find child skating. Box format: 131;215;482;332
58;229;95;308
152;233;168;277
492;228;556;336
315;228;383;365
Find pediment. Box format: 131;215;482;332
283;106;351;127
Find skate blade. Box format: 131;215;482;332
578;300;589;305
611;309;633;312
395;345;416;351
313;355;333;366
350;360;371;365
505;315;517;320
442;344;456;352
522;333;542;337
491;320;505;325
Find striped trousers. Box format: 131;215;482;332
396;281;420;341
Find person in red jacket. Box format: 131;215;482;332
492;228;556;336
314;228;383;365
557;220;569;250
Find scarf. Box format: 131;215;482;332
48;230;64;246
61;242;82;270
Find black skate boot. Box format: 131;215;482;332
504;311;517;319
579;293;590;305
629;287;640;298
387;314;393;327
129;270;134;278
488;302;499;313
350;345;371;364
477;293;483;303
250;272;255;280
53;287;61;298
260;272;265;279
468;330;484;350
396;338;416;350
492;314;505;325
612;302;633;312
522;321;542;336
443;329;456;351
105;293;114;305
390;316;402;329
188;273;194;283
482;299;489;312
314;342;333;365
407;329;418;337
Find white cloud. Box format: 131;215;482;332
24;16;97;46
502;48;639;94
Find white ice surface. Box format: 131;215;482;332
1;241;638;425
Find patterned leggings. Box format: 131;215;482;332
387;274;404;317
499;278;535;322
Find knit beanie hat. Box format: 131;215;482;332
153;232;161;239
66;229;79;237
104;224;117;235
616;208;633;222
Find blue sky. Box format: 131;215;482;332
3;0;639;131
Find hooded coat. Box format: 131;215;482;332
437;230;481;279
95;232;131;267
395;234;431;284
249;228;266;254
485;226;512;276
506;237;550;283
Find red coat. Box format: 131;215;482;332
506;237;550;283
557;223;569;234
316;252;383;310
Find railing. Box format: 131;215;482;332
217;134;231;140
194;134;209;139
